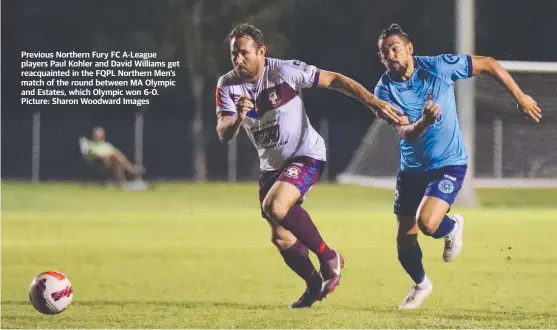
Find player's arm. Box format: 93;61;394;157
372;83;431;141
316;69;404;124
216;96;252;143
216;115;242;143
215;77;253;143
471;56;542;122
392;101;440;141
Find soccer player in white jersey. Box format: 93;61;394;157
374;24;542;309
216;23;402;308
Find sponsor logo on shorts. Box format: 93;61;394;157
444;174;457;181
438;179;455;194
394;189;400;202
285;166;300;178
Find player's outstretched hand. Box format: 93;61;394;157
517;94;542;122
422;100;441;126
372;99;405;124
235;95;254;120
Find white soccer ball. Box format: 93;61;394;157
29;271;73;315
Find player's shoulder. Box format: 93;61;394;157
266;57;304;69
414;55;438;69
267;57;313;75
414;54;462;70
265;57;283;70
216;70;241;88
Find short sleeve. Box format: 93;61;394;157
215;76;236;117
374;83;391;102
416;54;472;82
276;59;320;90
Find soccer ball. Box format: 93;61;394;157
29;271;73;315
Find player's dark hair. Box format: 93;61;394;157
378;23;411;45
229;23;265;49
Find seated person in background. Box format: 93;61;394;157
79;126;145;186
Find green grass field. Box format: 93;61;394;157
2;182;557;328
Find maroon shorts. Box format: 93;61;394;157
258;156;325;219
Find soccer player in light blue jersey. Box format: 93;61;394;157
374;24;542;309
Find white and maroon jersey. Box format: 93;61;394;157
216;57;326;171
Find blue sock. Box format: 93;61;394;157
397;242;425;284
432;215;456;239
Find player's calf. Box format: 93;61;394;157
270;226;297;250
263;182;337;263
277;203;343;301
279;240;324;308
397;235;425;285
418;214;456;238
264;176;343;301
416;197;455;238
416;197;464;261
281;204;337;262
268;224;323;308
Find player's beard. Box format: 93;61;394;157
388;61;409;78
236;68;255;80
236;64;261;82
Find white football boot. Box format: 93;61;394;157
399;278;433;309
443;214;464;262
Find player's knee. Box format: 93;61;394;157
417;215;439;236
261;198;289;222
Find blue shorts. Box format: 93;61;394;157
394;165;467;216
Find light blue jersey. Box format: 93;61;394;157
375;54;472;172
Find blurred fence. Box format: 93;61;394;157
1;108;372;182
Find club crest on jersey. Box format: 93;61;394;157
268;90;281;107
285;166;300;178
438;179;455;194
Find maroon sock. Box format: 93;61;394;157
280;205;336;262
279;240;319;283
